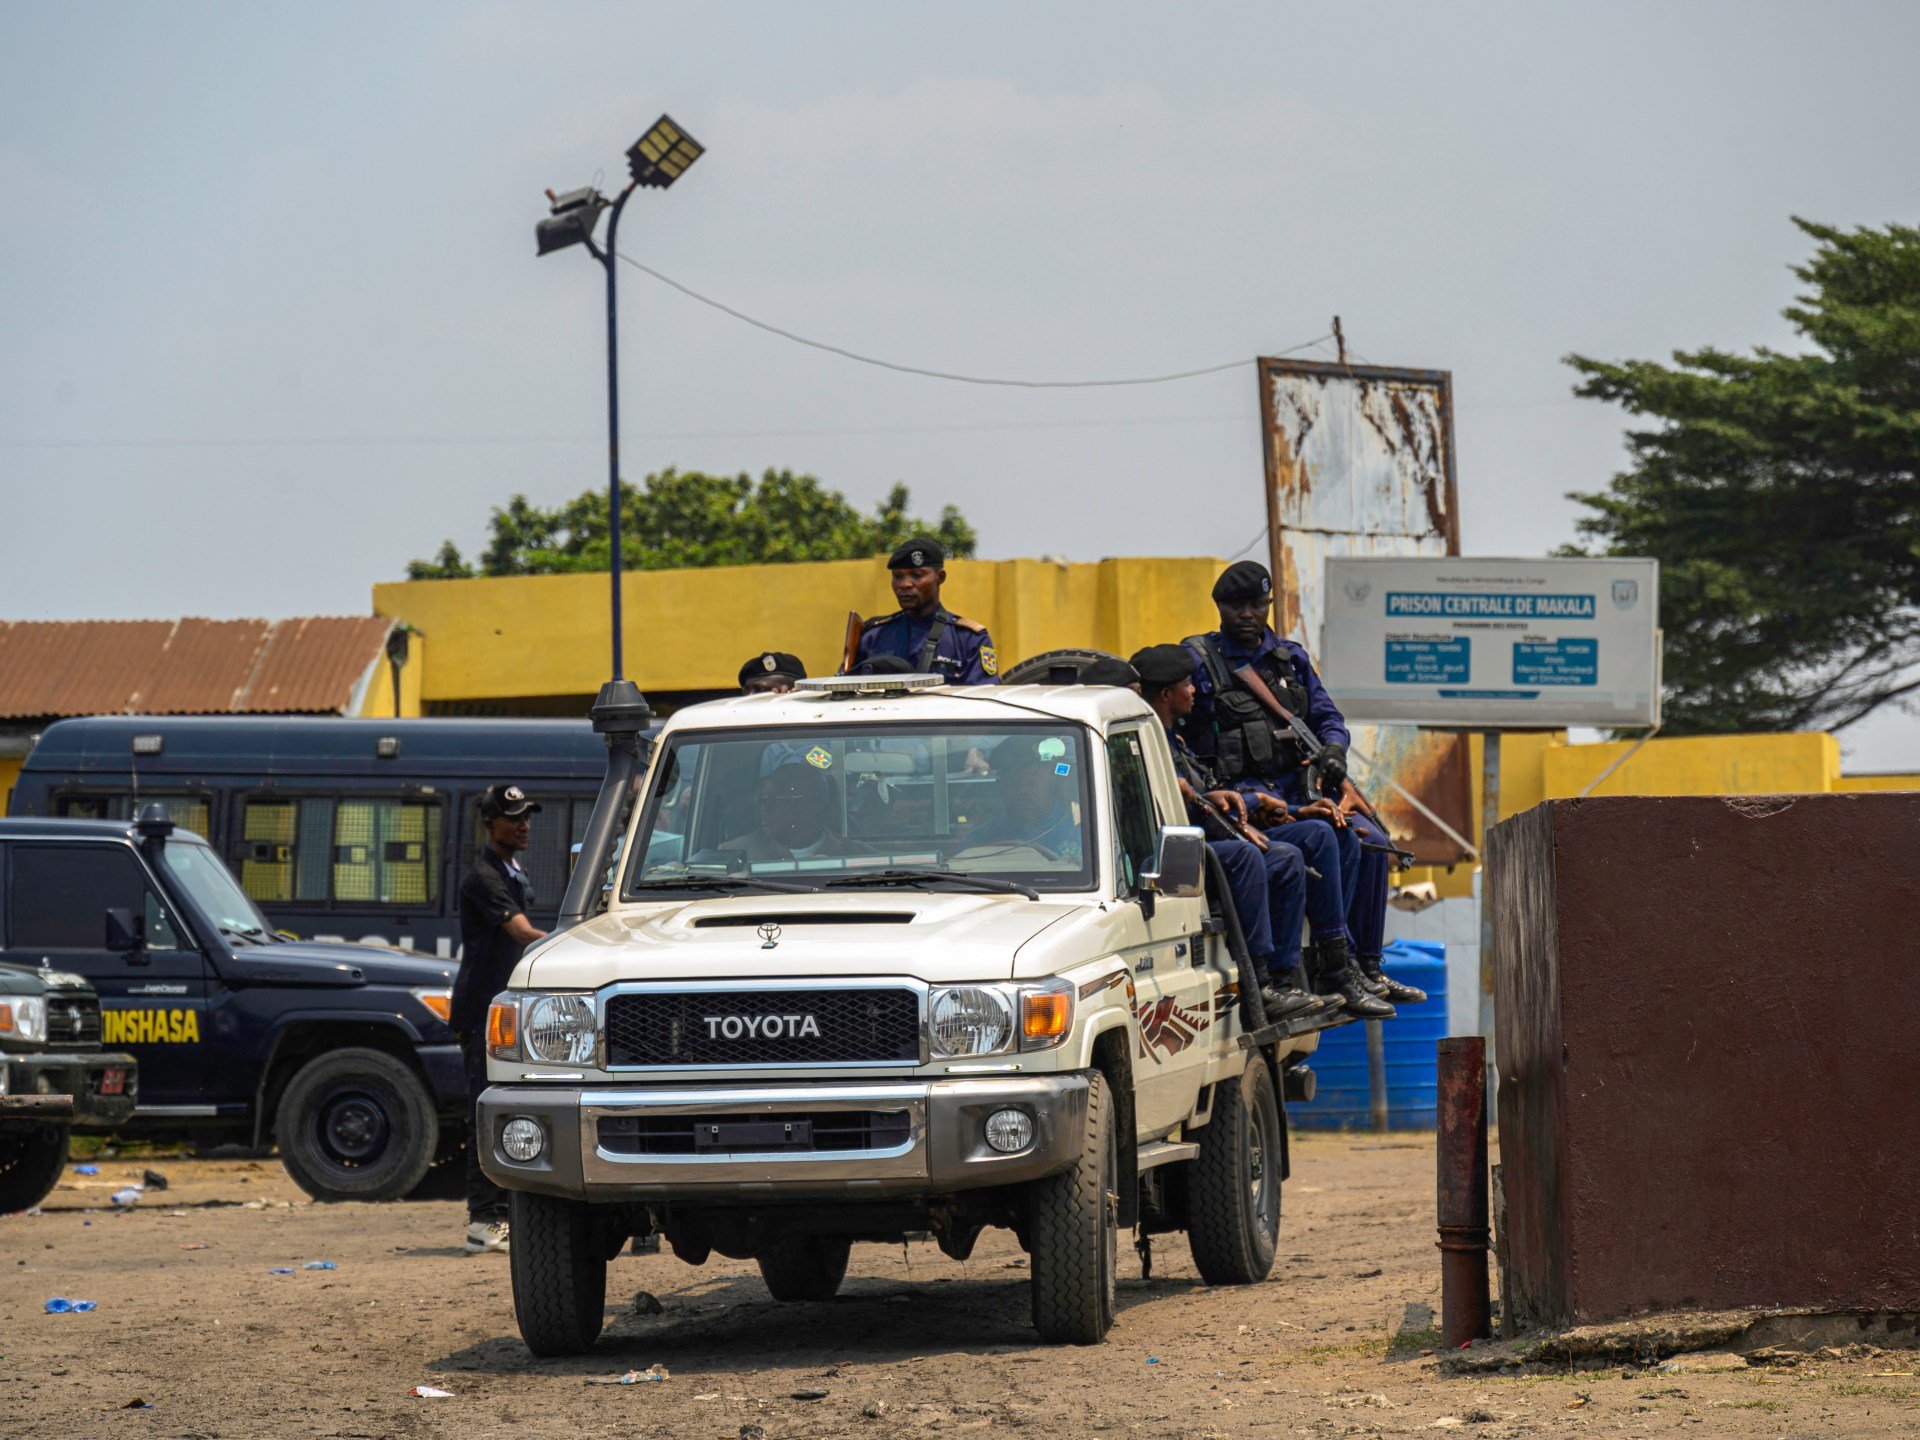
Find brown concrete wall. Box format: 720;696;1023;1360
1488;793;1920;1329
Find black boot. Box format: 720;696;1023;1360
1259;973;1323;1023
1311;937;1396;1020
1282;964;1343;1017
1358;953;1427;1005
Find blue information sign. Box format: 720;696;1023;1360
1385;638;1470;684
1512;638;1598;687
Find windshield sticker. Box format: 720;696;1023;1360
804;746;834;770
1054;762;1072;776
1037;737;1067;762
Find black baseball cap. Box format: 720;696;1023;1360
479;782;541;820
1077;656;1140;688
887;537;945;570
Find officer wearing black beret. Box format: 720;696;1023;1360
738;651;807;695
850;537;998;685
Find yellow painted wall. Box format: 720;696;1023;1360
0;756;21;812
1543;731;1839;798
1836;772;1920;791
372;556;1227;703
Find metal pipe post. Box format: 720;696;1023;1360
1365;1020;1389;1132
1436;1034;1491;1346
1476;731;1501;1063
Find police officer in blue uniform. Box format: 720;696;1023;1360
1181;561;1422;1018
1130;645;1331;1023
852;538;998;684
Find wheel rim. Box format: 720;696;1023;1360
315;1087;391;1168
1247;1082;1281;1235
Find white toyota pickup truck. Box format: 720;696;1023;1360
477;673;1330;1353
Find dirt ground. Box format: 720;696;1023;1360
4;1134;1915;1439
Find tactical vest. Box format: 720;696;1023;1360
864;609;952;673
1183;634;1311;785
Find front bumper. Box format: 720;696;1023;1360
1;1051;139;1131
478;1073;1090;1201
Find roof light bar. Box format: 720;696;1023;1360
791;674;947;698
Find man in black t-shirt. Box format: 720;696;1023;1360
453;782;547;1255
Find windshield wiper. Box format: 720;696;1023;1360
824;868;1039;900
628;875;818;895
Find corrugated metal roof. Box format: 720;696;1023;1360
0;616;393;719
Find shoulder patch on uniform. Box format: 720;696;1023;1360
980;645;999;677
861;614;891;630
952;616;986;633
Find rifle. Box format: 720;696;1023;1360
838;611;863;676
1176;776;1268;851
1232;663;1418;870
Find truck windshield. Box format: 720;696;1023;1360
160;839;277;944
621;721;1098;897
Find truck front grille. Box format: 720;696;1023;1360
598;1109;913;1156
603;988;920;1068
45;993;102;1048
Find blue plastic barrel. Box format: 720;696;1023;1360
1289;938;1447;1130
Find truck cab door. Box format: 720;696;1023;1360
1104;728;1214;1133
1;842;211;1110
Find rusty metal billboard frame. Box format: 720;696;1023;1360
1254;356;1472;866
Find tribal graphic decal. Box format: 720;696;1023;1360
1212;981;1239;1020
1136;995;1212;1059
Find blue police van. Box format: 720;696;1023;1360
9;715;629;955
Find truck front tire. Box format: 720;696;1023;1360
1186;1057;1282;1285
1028;1070;1118;1344
511;1191;609;1356
0;1124;70;1213
275;1047;438;1203
756;1235;852;1301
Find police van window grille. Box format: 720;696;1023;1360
55;792;210;836
333;799;441;907
238;798;334;905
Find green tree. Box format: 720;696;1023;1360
407;468;977;580
1564;218;1920;734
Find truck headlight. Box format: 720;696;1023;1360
0;998;47;1044
930;987;1015;1058
523;994;597;1065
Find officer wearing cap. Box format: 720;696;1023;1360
1076;655;1142;691
1182;562;1415;1019
1130;644;1328;1022
851;538;999;685
452;782;548;1255
739;651;807;695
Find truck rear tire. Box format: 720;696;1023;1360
275;1047;438;1203
511;1190;608;1356
1028;1071;1118;1344
1186;1057;1282;1285
0;1124;70;1213
756;1235;852;1301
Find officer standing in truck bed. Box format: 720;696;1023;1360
851;538;998;684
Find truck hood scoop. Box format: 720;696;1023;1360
691;912;913;928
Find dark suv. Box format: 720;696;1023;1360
0;807;466;1201
0;961;137;1211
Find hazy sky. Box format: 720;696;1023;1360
5;3;1918;764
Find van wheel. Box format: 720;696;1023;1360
0;1124;70;1213
756;1236;852;1301
1186;1057;1282;1285
275;1048;437;1203
511;1191;608;1356
1028;1071;1118;1344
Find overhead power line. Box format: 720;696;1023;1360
615;249;1332;388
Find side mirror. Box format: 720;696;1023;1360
105;907;145;953
1141;825;1207;900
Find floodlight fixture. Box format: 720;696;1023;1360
535;185;611;256
627;114;703;189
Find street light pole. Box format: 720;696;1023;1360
536;113;704;687
585;183;636;681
